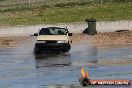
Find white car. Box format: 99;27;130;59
34;27;72;54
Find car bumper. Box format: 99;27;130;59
34;43;71;52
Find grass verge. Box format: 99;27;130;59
0;1;132;25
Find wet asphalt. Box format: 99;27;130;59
0;40;132;88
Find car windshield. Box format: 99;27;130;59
39;28;67;35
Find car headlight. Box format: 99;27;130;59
57;40;67;43
36;41;46;43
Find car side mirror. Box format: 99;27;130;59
34;33;38;36
68;33;72;36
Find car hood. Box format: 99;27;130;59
37;35;68;41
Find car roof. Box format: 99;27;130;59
42;27;67;29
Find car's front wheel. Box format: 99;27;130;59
62;44;71;53
34;47;41;54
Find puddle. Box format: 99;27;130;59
0;41;132;87
35;54;71;68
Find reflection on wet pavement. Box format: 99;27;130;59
35;54;71;68
0;43;132;88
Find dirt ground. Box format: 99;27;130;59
71;31;132;45
0;36;33;48
0;31;132;48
